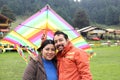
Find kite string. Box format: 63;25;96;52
19;24;79;31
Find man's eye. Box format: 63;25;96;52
59;39;63;42
46;48;49;51
54;41;57;43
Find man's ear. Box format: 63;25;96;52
66;39;69;42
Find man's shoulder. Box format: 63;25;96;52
71;46;87;56
72;46;82;51
67;47;79;55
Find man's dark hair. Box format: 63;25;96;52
54;31;68;40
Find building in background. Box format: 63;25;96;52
77;26;107;40
0;14;12;39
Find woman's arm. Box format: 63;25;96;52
22;59;37;80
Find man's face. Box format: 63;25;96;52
54;34;68;52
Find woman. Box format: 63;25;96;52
23;39;58;80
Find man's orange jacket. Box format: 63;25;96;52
57;41;92;80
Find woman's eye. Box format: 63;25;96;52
52;49;55;51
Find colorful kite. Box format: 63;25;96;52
2;4;94;58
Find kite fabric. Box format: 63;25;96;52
2;4;95;60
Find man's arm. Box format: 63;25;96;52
74;49;92;80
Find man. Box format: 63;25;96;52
53;31;92;80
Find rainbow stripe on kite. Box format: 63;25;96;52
2;5;94;56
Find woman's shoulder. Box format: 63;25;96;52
34;55;43;64
28;57;38;65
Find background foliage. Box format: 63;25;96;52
0;0;120;28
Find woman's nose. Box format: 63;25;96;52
48;50;53;53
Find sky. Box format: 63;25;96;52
74;0;81;2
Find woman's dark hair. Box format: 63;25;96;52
54;31;68;40
37;39;54;52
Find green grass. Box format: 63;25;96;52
91;46;120;80
0;46;120;80
0;52;27;80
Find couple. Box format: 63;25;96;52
23;31;92;80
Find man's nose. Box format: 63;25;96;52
56;41;61;45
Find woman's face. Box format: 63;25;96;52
41;44;56;60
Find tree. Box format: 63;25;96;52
80;0;120;25
105;6;119;25
1;5;16;21
73;8;90;29
0;1;4;8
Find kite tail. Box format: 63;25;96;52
16;45;28;64
26;47;38;60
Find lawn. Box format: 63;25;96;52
0;46;120;80
90;46;120;80
0;52;27;80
